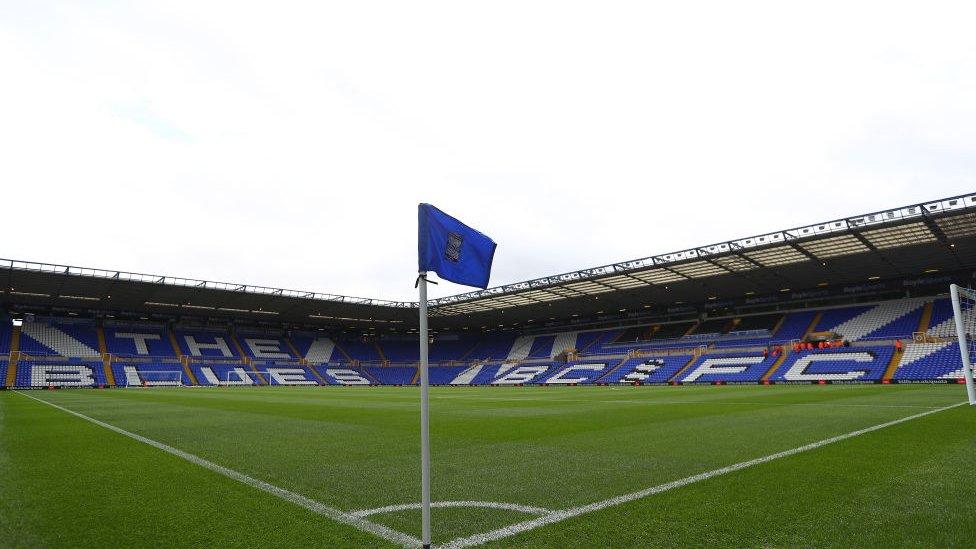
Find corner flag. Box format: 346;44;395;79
418;203;496;289
416;204;496;548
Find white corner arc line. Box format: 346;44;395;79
441;401;967;548
350;501;552;518
13;391;422;548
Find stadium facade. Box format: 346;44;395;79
2;193;975;389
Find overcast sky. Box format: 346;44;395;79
1;1;974;302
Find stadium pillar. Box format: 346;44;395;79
418;272;432;547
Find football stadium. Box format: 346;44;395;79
5;3;976;548
2;193;976;547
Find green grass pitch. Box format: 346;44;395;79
1;384;974;547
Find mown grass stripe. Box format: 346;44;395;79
13;390;422;548
441;401;967;548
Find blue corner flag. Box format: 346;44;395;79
418;203;496;289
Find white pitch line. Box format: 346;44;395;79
440;401;967;548
432;395;945;409
13;391;422;548
351;501;551;518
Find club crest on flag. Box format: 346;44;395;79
445;232;463;263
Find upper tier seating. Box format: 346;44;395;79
772;310;817;341
829;298;929;341
654;322;696;339
527;335;556;359
235;333;296;360
19;321;100;357
175;329;240;359
337;339;383;362
291;334;339;363
814;305;873;332
574;330;614;354
464;334;516;361
380;340;418;362
926;298;974;339
735;314;784;332
692;317;732;335
926;299;956;337
0;322;11;355
429;336;478;362
104;323;176;357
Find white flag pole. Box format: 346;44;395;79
418;271;432;547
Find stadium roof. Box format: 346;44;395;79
429;192;976;327
3;193;976;330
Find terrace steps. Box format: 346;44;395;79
167;330;184;358
283;337;307;365
333;341;355;362
667;355;699;383
97;326;116;386
181;361;199;386
304;361;328;385
458;340;481;361
5;325;21;386
916;301;934;333
592;356;630;384
374;341;388;362
803;312;823;339
883;346;904;381
232;337;268;385
761;349;790;382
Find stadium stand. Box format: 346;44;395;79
0;321;11;355
292;334;340;363
112;361;187;387
1;294;970;387
892;342;964;381
770;346;895;382
526;335;556;359
429;336;478;362
678;353;778;383
428;365;468;385
16;359;109;387
366;366;416;385
813;305;873;333
19;319;100;357
337;338;383;362
771;310;818;342
536;361;611;384
599;355;695;384
175;328;240;358
464;334;516;361
104;322;177;357
831;298;929;341
315;365;374;385
239;337;295;360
